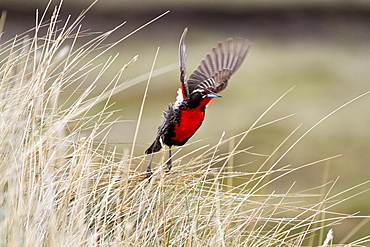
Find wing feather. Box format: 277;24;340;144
187;37;252;94
179;28;188;99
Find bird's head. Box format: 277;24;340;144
186;88;221;109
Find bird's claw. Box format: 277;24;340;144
146;168;153;179
165;160;172;173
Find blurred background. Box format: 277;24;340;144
1;0;369;242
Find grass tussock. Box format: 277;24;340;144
0;2;369;246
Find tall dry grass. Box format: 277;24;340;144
0;1;369;246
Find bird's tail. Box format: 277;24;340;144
145;137;162;154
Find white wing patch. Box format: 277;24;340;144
174;88;184;107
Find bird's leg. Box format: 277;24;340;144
165;147;172;172
146;153;154;178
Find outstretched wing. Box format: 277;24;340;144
179;28;189;99
187;38;252;94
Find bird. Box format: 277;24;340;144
145;27;252;177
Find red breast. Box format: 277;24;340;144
172;97;214;142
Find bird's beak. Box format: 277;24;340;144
206;91;221;98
